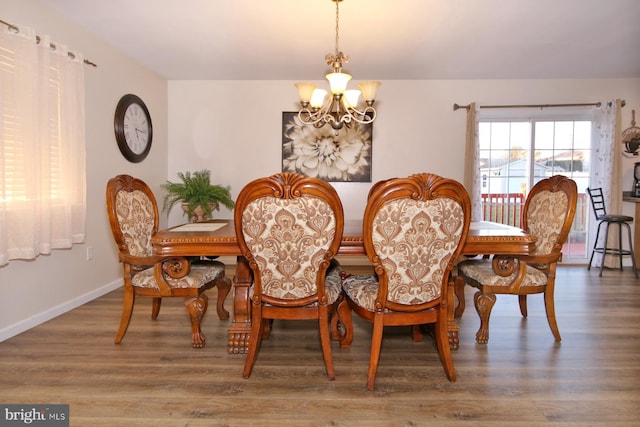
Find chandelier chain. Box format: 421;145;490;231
334;0;340;56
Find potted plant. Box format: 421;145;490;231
162;170;235;222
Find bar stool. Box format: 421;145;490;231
586;187;638;278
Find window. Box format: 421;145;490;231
479;110;591;260
0;27;86;266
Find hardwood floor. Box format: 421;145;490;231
1;265;639;426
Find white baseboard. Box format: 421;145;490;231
0;279;122;343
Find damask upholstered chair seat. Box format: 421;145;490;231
106;174;231;348
455;175;578;344
129;265;224;289
338;173;471;391
235;172;345;380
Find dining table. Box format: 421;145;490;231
152;219;536;353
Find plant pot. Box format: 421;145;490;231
181;202;218;222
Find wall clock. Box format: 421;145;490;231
114;94;153;163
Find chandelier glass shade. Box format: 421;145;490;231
295;0;381;130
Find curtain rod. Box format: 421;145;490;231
1;18;97;67
453;100;626;111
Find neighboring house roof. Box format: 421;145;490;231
480;150;584;175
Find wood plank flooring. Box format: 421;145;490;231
1;265;639;426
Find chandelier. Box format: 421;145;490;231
294;0;381;131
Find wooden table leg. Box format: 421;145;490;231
227;255;252;354
447;276;460;350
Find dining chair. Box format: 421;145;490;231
106;174;231;348
455;175;578;344
234;172;345;380
338;173;471;390
586;187;638;278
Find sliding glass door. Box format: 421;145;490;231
478;111;591;261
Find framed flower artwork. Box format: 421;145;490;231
281;112;372;182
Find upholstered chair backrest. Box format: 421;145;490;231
522;175;578;257
235;173;344;301
106;175;159;258
365;173;471;308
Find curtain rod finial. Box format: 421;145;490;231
453;103;470;111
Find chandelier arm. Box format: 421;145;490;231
347;107;376;124
298;96;338;127
339;99;377;125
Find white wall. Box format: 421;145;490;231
167;79;640;223
0;0;168;341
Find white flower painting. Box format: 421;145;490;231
282;112;372;182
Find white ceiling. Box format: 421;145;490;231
39;0;640;81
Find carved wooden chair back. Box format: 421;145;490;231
340;173;471;390
522;175;578;260
234;172;345;380
107;174;158;258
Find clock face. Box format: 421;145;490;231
114;94;153;163
123;103;150;154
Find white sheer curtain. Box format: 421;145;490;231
463;102;482;221
590;99;623;268
0;25;86;266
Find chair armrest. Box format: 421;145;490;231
120;253;193;296
119;253;167;267
515;252;562;265
151;257;193;296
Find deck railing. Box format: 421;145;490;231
481;192;587;233
481;193;525;226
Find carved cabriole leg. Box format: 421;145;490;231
436;305;456;382
544;282;561;341
242;303;263;379
518;294;528;317
336;298;353;348
184;293;208;348
411;325;424;342
473;291;496;344
330;295;344;341
446;277;460;350
228;255;252;354
330;307;341;341
115;285;135;344
453;275;466;318
318;307;336;380
215;276;231;320
367;315;385;391
151;297;161;320
262;320;272;340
